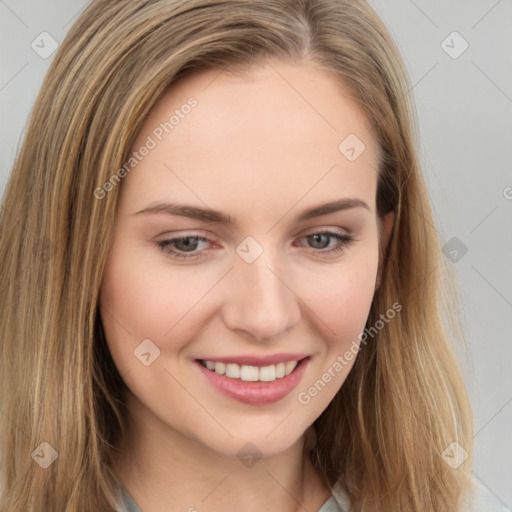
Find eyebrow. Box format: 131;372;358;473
133;198;370;226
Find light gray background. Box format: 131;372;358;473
1;0;511;507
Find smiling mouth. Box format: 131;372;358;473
198;359;301;382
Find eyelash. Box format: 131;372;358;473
155;231;354;260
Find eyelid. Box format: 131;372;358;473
298;224;352;236
155;227;356;260
154;226;350;244
155;229;221;244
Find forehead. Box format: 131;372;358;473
120;59;380;216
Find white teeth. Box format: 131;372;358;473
214;362;226;375
285;361;297;374
202;360;301;381
240;365;259;381
225;363;241;378
259;365;276;382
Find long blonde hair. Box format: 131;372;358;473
0;0;473;510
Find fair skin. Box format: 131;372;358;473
100;59;393;512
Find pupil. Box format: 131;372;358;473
176;237;199;252
309;234;329;249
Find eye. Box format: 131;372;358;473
295;230;354;256
155;230;354;261
156;235;212;259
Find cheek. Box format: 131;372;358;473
99;247;198;366
296;247;379;348
291;250;379;414
323;267;375;337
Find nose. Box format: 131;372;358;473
221;249;301;342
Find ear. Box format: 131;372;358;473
375;211;394;290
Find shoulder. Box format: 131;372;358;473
327;482;350;512
329;479;511;512
117;485;141;512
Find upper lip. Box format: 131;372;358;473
196;353;309;366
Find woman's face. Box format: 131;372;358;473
100;59;392;459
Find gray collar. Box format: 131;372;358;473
118;485;346;512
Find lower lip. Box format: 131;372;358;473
195;359;309;405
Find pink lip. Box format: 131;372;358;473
195;357;309;405
196;353;308;366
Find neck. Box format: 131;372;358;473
112;394;331;512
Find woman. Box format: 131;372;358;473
0;1;505;511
